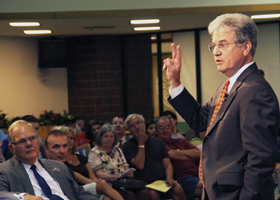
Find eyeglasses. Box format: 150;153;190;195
158;125;171;131
208;41;237;53
11;135;38;147
102;135;114;139
128;121;143;129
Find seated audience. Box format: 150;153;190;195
145;120;156;137
45;127;123;200
88;123;147;200
156;116;202;200
123;113;186;200
112;116;132;150
161;110;185;139
0;120;96;200
85;119;103;156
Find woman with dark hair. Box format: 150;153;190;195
88;123;132;180
85;119;103;156
145;120;156;137
88;123;147;200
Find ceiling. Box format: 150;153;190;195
1;4;280;38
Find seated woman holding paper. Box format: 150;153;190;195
88;123;149;200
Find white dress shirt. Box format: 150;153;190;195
22;160;69;200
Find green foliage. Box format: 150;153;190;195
38;110;68;126
0;110;10;129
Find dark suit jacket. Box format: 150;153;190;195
0;192;18;200
0;157;95;200
169;63;279;200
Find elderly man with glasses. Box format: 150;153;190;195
0;120;98;200
123;113;186;200
163;13;279;200
156;116;202;200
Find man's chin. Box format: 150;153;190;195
57;157;66;162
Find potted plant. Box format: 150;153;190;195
0;110;10;133
37;110;68;140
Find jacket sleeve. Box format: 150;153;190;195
168;87;210;133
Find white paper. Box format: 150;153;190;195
120;168;136;178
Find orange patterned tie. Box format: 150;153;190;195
199;79;230;186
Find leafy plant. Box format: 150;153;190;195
0;110;10;129
38;110;67;126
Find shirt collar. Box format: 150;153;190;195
228;61;254;93
22;159;42;172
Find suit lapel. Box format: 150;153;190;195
10;157;35;195
206;63;258;136
39;159;70;196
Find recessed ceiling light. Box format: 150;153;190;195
9;22;40;27
23;30;52;34
134;27;160;31
251;14;280;19
130;19;160;24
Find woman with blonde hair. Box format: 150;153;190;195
51;126;123;200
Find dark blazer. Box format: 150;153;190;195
0;157;95;200
169;63;279;200
0;192;18;200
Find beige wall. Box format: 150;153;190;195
0;36;68;119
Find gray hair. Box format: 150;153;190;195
208;13;258;56
96;123;118;147
124;114;145;129
155;116;173;131
7;120;36;143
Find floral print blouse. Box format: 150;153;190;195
88;146;128;175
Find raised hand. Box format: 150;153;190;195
163;43;182;89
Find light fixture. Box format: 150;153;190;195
9;22;40;27
23;30;52;34
251;14;280;19
134;27;160;31
130;19;160;24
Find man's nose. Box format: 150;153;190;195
25;140;32;147
213;46;221;55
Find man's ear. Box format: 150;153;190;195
8;144;14;153
243;41;252;56
44;145;48;153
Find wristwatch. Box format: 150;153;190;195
138;145;145;149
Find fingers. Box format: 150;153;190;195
163;58;173;70
163;43;180;71
171;43;176;60
176;45;181;61
166;181;177;188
